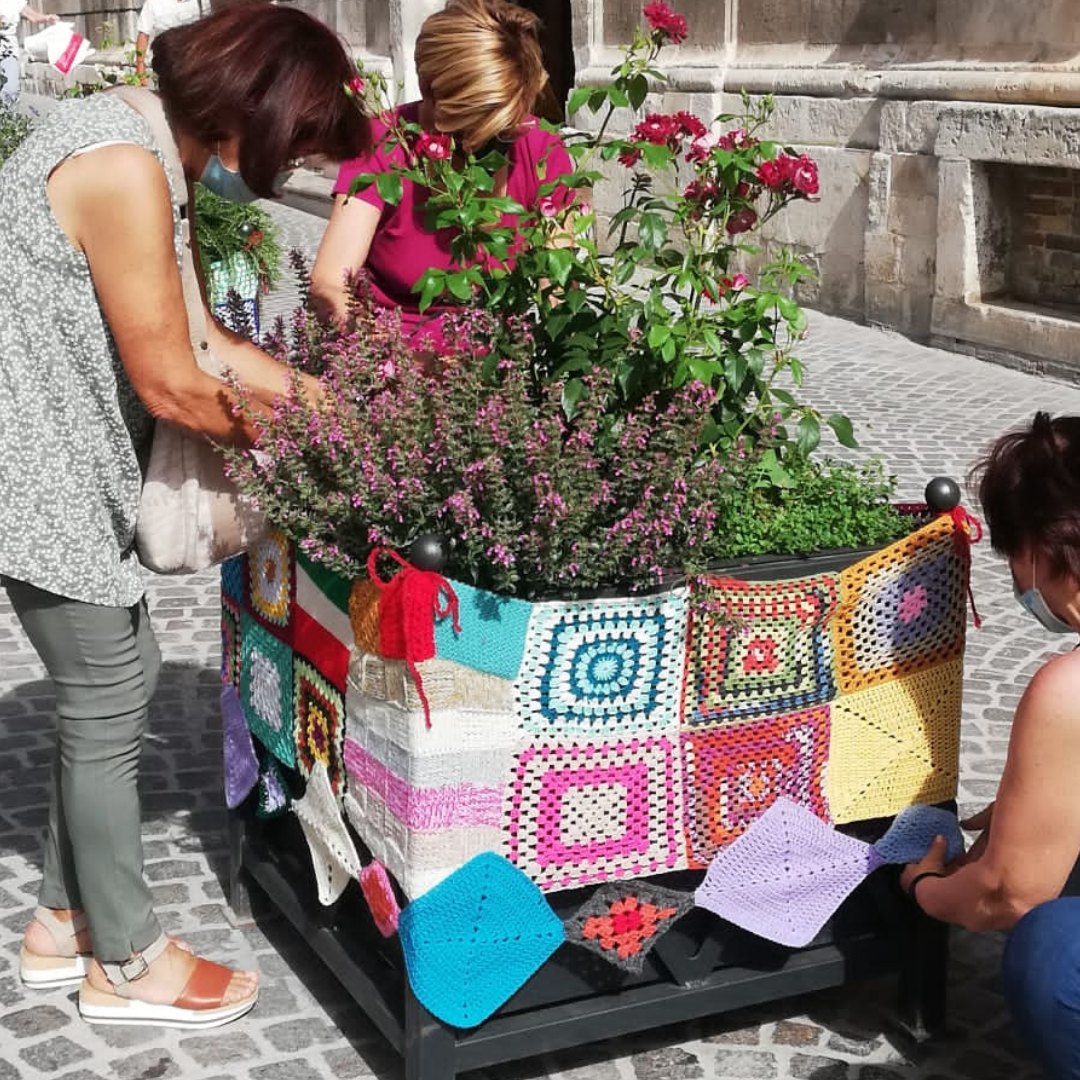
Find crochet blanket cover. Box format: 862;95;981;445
225;514;967;899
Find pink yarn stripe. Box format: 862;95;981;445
343;739;503;830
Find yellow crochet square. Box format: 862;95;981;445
826;657;961;824
832;516;967;694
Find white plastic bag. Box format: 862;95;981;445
23;22;94;72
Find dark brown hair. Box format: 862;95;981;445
973;411;1080;581
152;2;369;198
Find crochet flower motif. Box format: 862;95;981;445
360;860;401;938
897;584;929;624
583;895;678;960
742;635;779;674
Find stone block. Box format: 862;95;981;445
718;92;882;150
936;104;1080;168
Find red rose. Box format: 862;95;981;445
675;111;707;139
344;76;365;99
717;128;751;151
618;145;643;168
643;1;688;44
632;113;683;147
790;154;819;196
416;132;452;161
756;158;788;191
725;207;757;235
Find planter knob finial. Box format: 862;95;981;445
925;476;961;512
409;533;449;572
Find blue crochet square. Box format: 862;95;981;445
221;555;246;605
871;804;966;865
399;852;565;1029
434;580;532;682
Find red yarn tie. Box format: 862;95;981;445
366;548;461;728
946;505;984;630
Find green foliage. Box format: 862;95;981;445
0;101;32;168
194;184;282;290
707;457;908;561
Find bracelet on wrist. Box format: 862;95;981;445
906;870;947;901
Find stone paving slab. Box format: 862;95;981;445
1;201;1077;1078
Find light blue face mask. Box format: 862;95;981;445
200;152;259;204
1014;556;1075;634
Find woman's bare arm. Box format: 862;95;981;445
310;194;380;324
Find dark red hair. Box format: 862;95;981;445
973;411;1080;580
152;2;369;198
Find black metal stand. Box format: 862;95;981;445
228;807;950;1080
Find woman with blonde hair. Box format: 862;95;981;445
311;0;573;346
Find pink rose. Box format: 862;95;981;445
685;130;720;163
416;132;452;161
756;157;789;191
537;194;560;218
643;1;688;44
728;273;750;291
725;207;758;235
343;75;365;99
790;154;819;196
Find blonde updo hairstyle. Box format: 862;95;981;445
415;0;550;154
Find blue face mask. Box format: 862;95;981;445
200;153;259;204
1014;557;1075;634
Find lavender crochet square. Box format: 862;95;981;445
222;684;259;810
871;804;965;866
694;797;874;948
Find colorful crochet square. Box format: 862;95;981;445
681;706;831;868
685;575;839;725
348;579;382;655
295;554;353;692
239;614;295;768
398;852;565;1028
360;860;401;938
221;554;246;606
247;529;293;631
833;516;967;693
565;880;694;974
871;804;966;866
514;590;688;736
343;649;524;899
694;797;874;948
434;579;533;681
504;736;684;891
221;684;259;810
293;657;346;796
221;596;241;688
826;658;962;824
292;762;361;906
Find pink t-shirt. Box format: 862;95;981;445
333;102;574;347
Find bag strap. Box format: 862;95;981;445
111;87;216;369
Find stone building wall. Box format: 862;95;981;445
572;0;1080;374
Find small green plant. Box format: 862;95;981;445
194;184;282;293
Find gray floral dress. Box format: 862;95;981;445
0;92;184;606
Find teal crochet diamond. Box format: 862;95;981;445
399;852;565;1028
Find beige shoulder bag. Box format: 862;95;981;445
114;87;266;574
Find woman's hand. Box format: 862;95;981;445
899;834;950;897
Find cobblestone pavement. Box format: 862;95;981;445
2;200;1078;1079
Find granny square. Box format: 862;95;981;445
360;860;402;938
827;658;962;824
871;803;966;866
514;589;689;736
221;554;246;606
221;684;259;810
221;595;241;688
247;529;294;632
681;706;831;868
685;575;839;726
293;656;346;796
239;613;295;768
566;879;694;973
398;852;565;1028
292;762;361;906
833;516;967;693
434;579;533;681
504;735;684;891
695;797;874;948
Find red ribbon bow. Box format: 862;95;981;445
366;548;460;728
